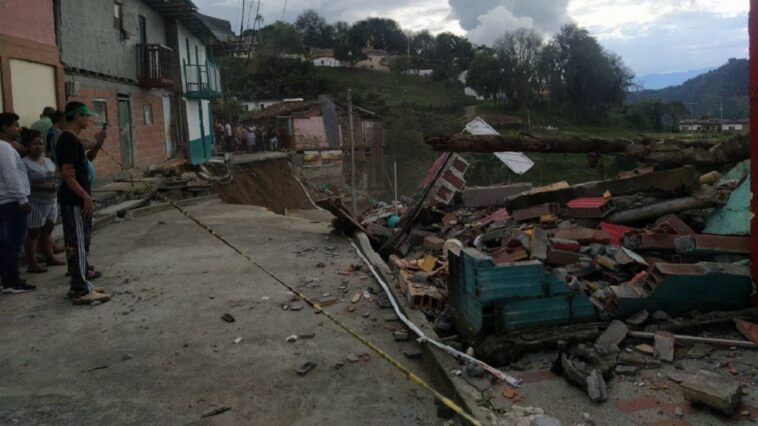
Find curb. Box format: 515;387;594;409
90;194;220;234
353;232;492;424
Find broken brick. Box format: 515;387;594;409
653;331;675;362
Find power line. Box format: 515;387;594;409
281;0;288;20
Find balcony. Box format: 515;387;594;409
137;44;176;89
184;60;222;99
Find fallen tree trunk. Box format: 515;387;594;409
425;134;750;166
503;166;700;211
605;197;713;224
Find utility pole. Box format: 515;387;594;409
240;0;246;37
347;89;357;215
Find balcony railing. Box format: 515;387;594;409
184;60;222;99
137;44;176;89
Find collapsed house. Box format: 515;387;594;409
251;97;388;197
346;131;752;344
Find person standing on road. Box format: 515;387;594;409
30;107;55;145
21;128;65;273
0;112;36;293
56;102;110;305
46;110;65;162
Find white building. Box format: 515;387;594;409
312;57;341;67
721;120;747;132
175;22;223;164
241;100;282;112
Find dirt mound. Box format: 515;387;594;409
215;158;314;214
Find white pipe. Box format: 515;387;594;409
350;240;521;387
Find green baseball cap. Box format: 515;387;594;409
64;101;97;118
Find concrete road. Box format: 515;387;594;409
0;201;442;425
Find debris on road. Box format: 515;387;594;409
681;369;742;415
200;406;231;418
221;313;236;323
295;361;317;376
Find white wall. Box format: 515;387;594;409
10;59;56;126
176;22;209;89
312;57;340;67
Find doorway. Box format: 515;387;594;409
117;97;133;169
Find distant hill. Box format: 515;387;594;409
626;58;748;120
635;66;715;90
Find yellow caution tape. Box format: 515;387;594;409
98;148;481;425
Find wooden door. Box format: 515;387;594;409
117;98;133;169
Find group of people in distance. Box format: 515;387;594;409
0;101;110;305
214;119;280;154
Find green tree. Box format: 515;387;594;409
295;10;334;48
333;21;364;66
466;50;502;100
256;21;303;53
493;28;544;109
431;32;474;80
553;24;633;118
349;18;408;53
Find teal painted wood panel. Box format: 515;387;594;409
616;270;753;318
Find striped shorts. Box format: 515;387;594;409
27;201;58;229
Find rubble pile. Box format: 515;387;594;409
357;156;752;338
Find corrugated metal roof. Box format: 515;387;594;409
142;0;226;42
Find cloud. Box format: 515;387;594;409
448;0;571;45
466;6;534;45
596;11;747;75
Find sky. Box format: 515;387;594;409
193;0;749;76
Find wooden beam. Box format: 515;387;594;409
425;133;750;166
426;134;631;154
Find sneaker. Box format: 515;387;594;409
70;290;111;305
2;282;37;294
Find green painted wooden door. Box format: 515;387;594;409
117;98;133;169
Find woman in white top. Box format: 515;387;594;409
21;128;64;273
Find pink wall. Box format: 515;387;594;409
294;117;329;149
0;0;56;46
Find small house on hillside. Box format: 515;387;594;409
252;98;387;194
721;119;748;133
309;48;341;67
679;118;748;134
356;47;392;72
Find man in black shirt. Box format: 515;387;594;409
56;101;110;305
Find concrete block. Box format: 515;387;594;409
462;183;532;208
682;369;742;415
653;331;675;362
596;320;628;351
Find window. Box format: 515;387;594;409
113;2;123;30
92;99;108;128
143;103;153;126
